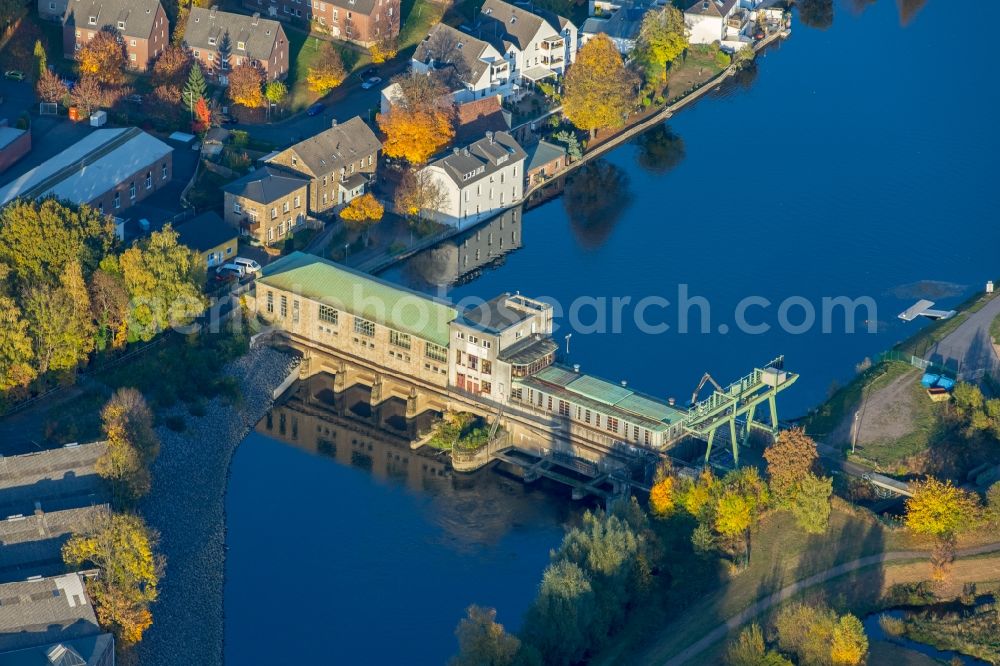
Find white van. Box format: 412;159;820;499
233;257;262;275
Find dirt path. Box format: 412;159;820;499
661;542;1000;665
855;368;921;447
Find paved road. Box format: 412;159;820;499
233;57;410;147
924;293;1000;380
662;541;1000;665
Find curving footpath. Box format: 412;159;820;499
663;541;1000;665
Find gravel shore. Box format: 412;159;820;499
136;346;297;666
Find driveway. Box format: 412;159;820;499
925;293;1000;381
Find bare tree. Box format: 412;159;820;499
421;26;472;89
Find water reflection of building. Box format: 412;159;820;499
403;207;523;288
256;374;575;546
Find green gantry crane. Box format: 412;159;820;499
681;356;798;466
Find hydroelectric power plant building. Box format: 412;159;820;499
252;252;797;493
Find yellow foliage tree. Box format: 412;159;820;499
377;106;454;165
562;34;639;139
904;476;982;538
340;193;384;230
228;63;265;108
77;30;126;84
370;36;398;64
307;47;346;94
62;511;162;645
715;490;752;538
829;614;868;665
649;476;675;518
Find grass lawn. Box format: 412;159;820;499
663;45;729;103
593;501;919;666
284;27;371;113
399;0;445;51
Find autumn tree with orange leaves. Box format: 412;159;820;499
563;34;638;139
377;73;454;164
78;29;126;85
228;62;265;108
340;193;384;230
192;97;211;132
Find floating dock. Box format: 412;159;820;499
898;299;956;322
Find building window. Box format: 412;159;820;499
558;400;569;416
425;342;447;363
644;430;651;446
319;304;338;324
353;316;375;337
547;396;553;411
390;330;411;350
482;380;491;394
292;300;300;324
130;38;136;46
482;359;492;375
607;417;619;433
129;181;136;199
234;201;242;214
113;192;120;209
584;409;591;424
283;201;289;213
145;172;152;189
280;295;287;317
271;207;277;219
162;163;168;180
511;387;523;401
294;195;301;208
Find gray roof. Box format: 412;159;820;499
685;0;738;18
174;211;237;253
413;24;494;86
0;506;108;585
0;128;172;207
581;2;645;41
184;7;285;62
223;165;306;204
65;0;162;39
0;574;100;653
525;140;565;172
0;127;27;152
269;117;381;178
323;0;377;17
457;294;531;333
0;443;108;518
0;634;114;666
498;334;558;365
479;0;567;51
425;131;526;188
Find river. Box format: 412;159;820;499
225;1;999;663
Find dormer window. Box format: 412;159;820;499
117;20;125;29
237;41;245;50
208;36;216;45
88;15;97;24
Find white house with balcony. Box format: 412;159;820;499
476;0;577;87
684;0;758;51
417;130;527;227
411;24;513;103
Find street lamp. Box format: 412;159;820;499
564;333;572;356
344;243;350;262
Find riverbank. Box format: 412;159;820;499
135;347;297;666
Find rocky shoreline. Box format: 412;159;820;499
136;346;297;666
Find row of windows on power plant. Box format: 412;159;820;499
509;386;654;446
265;292;448;362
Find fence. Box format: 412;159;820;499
875;350;956;379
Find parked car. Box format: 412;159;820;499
360;67;378;79
361;77;382;90
306;102;325;116
126;93;143;104
4;70;25;81
213;267;240;283
233;257;262;275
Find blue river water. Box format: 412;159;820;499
226;2;999;663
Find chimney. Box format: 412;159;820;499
573;364;580;373
486;130;494;144
668;397;676;406
331;119;338;128
620;380;627;387
452;147;459;155
209;5;217;18
252;11;260;26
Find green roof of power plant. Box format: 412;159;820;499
258;252;458;347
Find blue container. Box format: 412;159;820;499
936;376;956;391
921;373;940;388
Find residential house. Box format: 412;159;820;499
476;0;577;87
684;0;754;51
222;165;309;245
449;292;555;403
416;130;526;227
0;573;114;664
580;0;651;54
174;212;239;269
0;123;30;174
524;140;566;187
0;127;173;215
265;117;381;214
57;0;170;72
412;24;512;103
242;0;401;47
182;7;289;83
254;251;457;388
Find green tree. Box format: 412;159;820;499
635;5;688;82
264;80;287;106
119;226;205;341
725;623;793;666
0;294;36;392
450;605;521;666
22;260;95;374
986;481;1000;525
904;476;982;538
562;34;639;139
183;62;207;114
0;199;115;288
552;130;582;161
789;473;833;534
830;614;868;665
522;560;596;666
953;382;984;416
773;602;838;665
33;39;47;79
